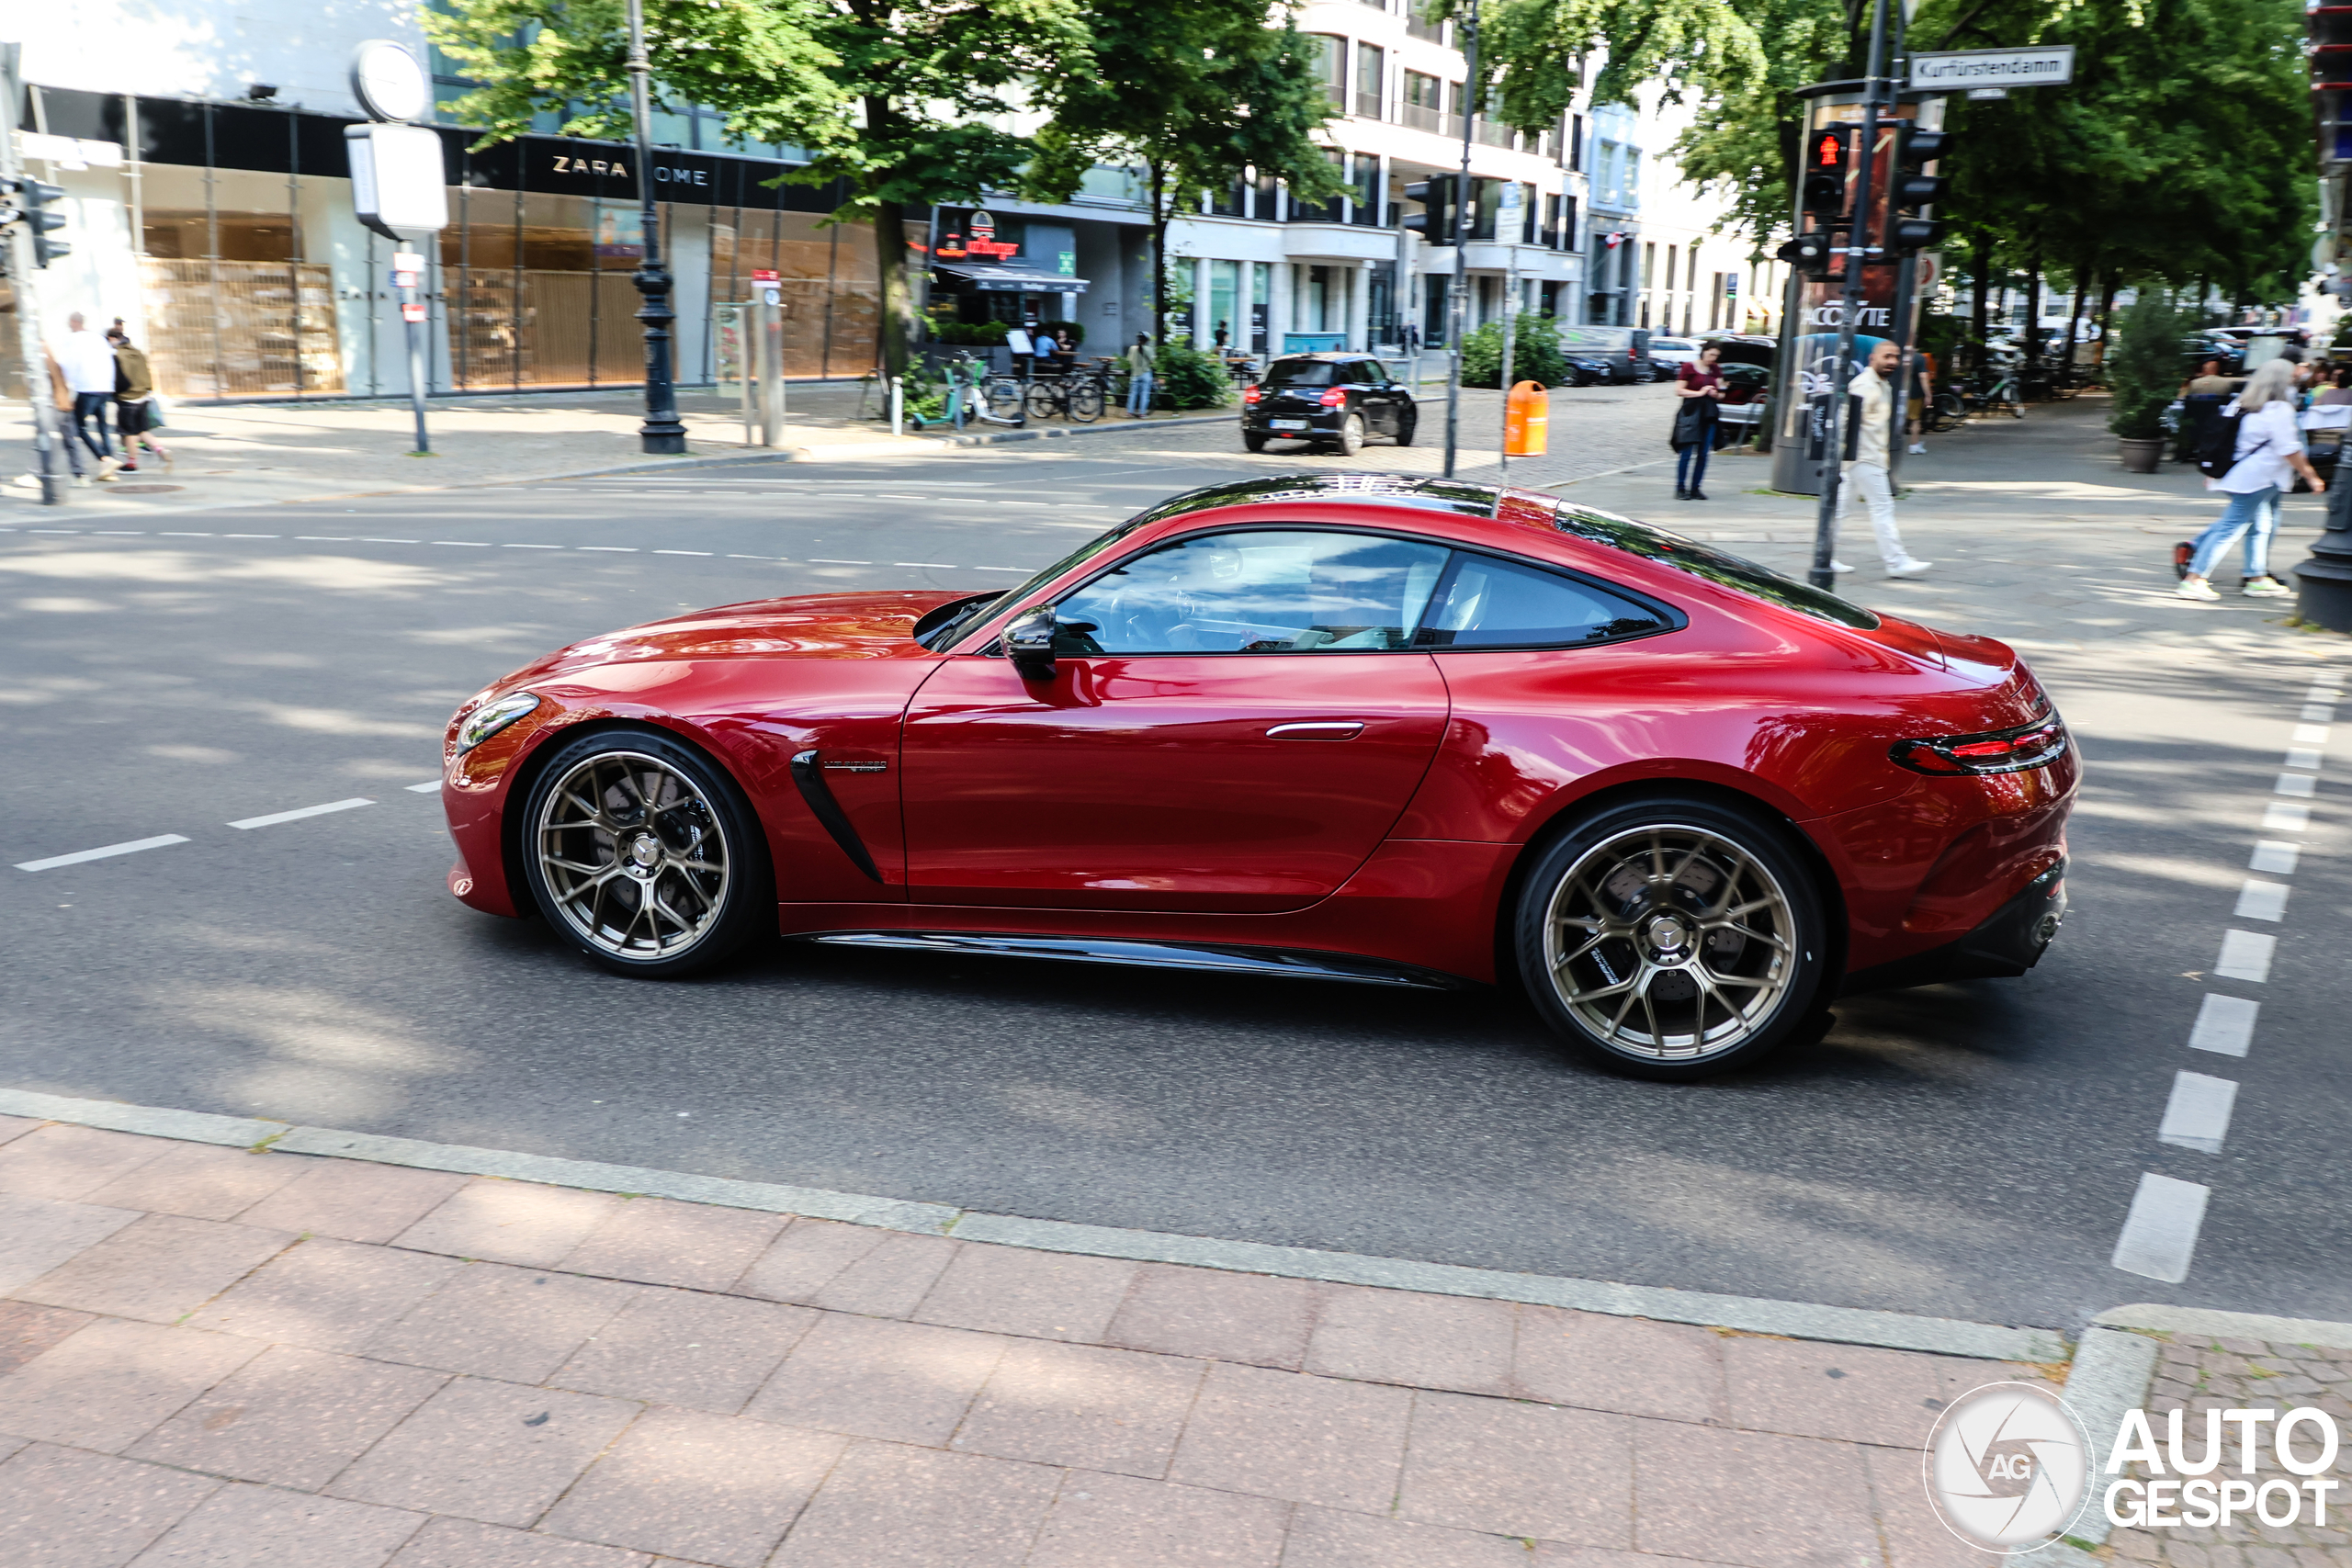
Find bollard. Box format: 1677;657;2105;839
890;376;904;438
1504;380;1549;457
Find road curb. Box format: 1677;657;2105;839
0;1085;2065;1362
2094;1300;2352;1348
933;412;1238;448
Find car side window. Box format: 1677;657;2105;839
1415;554;1670;649
1053;530;1451;654
1365;360;1389;383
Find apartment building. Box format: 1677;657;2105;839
1622;93;1791;341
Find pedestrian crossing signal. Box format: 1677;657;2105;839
1801;130;1852;220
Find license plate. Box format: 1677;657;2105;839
1269;419;1309;431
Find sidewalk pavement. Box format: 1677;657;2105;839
0;382;1227;519
0;1111;2076;1568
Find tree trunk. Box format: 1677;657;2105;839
2063;265;2087;382
2021;249;2041;378
1149;158;1169;350
871;190;916;381
1971;229;1993;378
2094;274;2120;368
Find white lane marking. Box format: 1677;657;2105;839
16;834;190;873
222;533;279;539
159;531;213;536
2111;1172;2211;1282
2275;773;2316;798
91;530;144;536
2188;994;2258;1057
727;554;779;560
2233;880;2289;921
654;549;712;556
229;797;374;830
974;566;1031;572
358;537;420;544
2262;801;2311;833
809;558;871;565
2286;748;2324;772
295;536;355;541
2292;723;2331;746
2250;840;2300;875
503;543;562;549
2303;705;2337;722
2214;929;2276;982
28;528;78;534
434;540;493;547
894;561;958;569
2157;1073;2239;1156
578;547;637;553
405;780;442;793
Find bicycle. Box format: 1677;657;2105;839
1926;389;1968;433
1023;365;1105;423
1958;365;2025;421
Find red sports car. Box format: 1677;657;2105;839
439;475;2075;1078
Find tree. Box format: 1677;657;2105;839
1464;0;1766;128
1027;0;1345;347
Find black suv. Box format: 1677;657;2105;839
1241;353;1417;455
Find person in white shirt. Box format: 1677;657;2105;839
2177;358;2323;601
1833;339;1932;578
51;313;123;481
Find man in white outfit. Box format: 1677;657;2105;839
1834;339;1930;578
52;312;122;482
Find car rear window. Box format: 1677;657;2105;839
1265;358;1338;386
1551;504;1881;629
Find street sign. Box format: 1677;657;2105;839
1909;46;2074;90
1967;87;2009;100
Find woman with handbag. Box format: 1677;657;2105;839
1669;342;1725;499
107;326;171;474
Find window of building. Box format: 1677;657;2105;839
1407;0;1447;44
1355;43;1385;118
1665;244;1677;299
1642;242;1656;288
1402;70;1445;133
1307;35;1347;109
1350;153;1385;227
1571;114;1585;171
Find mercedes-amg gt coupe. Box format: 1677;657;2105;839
438;475;2076;1078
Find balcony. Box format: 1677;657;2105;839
1357;89;1385;119
1400;102;1446;133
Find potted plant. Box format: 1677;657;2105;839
2106;297;2186;473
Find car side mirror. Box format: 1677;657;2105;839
1004;604;1057;681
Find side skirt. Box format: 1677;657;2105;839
792;931;1476;990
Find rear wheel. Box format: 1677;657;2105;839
1069;380;1104;423
983;378;1023;422
1243;431;1270;453
1334;412;1366;457
1515;795;1830;1079
1024;381;1062;422
519;729;772;978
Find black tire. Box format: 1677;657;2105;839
1394;411;1417;446
1069;381;1104;423
1513;793;1832;1080
517;728;773;978
983;378;1023;422
1243;431;1270;453
1024;381;1062;422
1335;412;1366;457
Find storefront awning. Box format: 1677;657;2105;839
934;262;1090;294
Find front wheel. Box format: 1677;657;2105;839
518;729;773;978
983;378;1023;423
1394;411;1417;446
1024;381;1062;422
1334;412;1366;457
1069;381;1104;423
1514;795;1831;1079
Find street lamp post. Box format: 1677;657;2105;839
624;0;687;455
1442;0;1478;479
1807;0;1891;590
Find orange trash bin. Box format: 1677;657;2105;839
1504;379;1549;457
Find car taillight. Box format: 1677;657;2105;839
1319;387;1347;407
1242;386;1261;403
1891;716;2069;776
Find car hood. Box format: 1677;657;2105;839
503;589;971;682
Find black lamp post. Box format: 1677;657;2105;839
2295;473;2352;631
625;0;687;454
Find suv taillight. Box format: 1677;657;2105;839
1318;387;1347;408
1242;385;1261;403
1891;716;2069;776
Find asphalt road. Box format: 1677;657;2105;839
4;399;2346;1335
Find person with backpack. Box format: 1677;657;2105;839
2177;357;2323;601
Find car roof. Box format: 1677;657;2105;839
1129;473;1514;526
1268;352;1381;364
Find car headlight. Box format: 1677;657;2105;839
455;691;541;754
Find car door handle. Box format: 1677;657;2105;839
1266;721;1364;739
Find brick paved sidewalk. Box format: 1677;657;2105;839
0;1115;2051;1568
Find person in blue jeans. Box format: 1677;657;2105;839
2178;358;2324;601
1671;343;1724;499
1125;333;1156;418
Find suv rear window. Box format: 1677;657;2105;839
1551;504;1881;629
1264;358;1338;386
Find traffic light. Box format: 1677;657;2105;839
1887;123;1951;252
1402;175;1456;245
1801;128;1852;220
1;176;72;267
1776;231;1833;279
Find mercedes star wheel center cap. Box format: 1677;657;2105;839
1646;915;1690;953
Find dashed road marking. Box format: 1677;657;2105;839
2157;1072;2239;1156
809;558;870;565
15;834;190;873
2249;840;2300;875
405;781;442;794
2214;929;2275;982
2111;1172;2211;1283
2232;880;2289;921
2188;994;2257;1057
230;798;374;830
2274;772;2315;798
2262;801;2311;833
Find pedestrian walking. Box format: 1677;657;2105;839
1124;333;1156;418
2177;358;2322;601
53;312;121;481
107;326;171;473
1833;339;1932;578
1670;342;1724;500
1906;347;1935;455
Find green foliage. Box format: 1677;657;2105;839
1667;0;1848;239
1458;0;1766;125
2106;298;2190;440
928;320;1010;345
1459;317;1572;389
1153;342;1233;410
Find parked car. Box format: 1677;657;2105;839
1647;337;1700;379
1562;354;1618;388
1239;353;1417;455
1556;325;1653;384
1709;334;1777;443
438;473;2077;1080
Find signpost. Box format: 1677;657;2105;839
1908;46;2075;90
345;41;446;456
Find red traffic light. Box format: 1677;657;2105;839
1812;130;1851;169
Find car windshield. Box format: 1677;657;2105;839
1551;504;1881;629
1651;340;1692;353
1265;358;1339;386
933;518;1152;650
